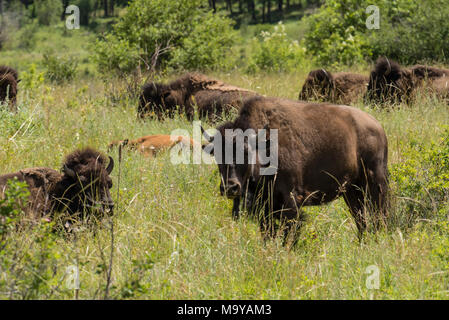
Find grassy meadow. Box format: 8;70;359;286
1;13;449;299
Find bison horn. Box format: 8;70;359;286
201;125;214;143
63;165;76;178
106;156;114;174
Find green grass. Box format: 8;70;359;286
1;67;449;299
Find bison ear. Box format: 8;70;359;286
63;165;76;179
162;91;171;100
106;156;114;174
202;143;214;156
201;125;214;143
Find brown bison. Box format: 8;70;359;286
299;69;369;105
0;65;19;111
138;73;258;121
0;148;115;225
366;57;449;104
202;96;389;243
108;134;197;158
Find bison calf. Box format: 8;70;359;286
0;148;114;226
108;134;197;158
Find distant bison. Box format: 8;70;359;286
366;57;449;104
299;69;369;105
138;73;258;121
202;96;389;243
0;148;114;225
108;134;197;158
0;65;19;111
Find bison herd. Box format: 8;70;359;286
0;56;447;244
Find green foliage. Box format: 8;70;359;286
369;0;449;64
0;178;30;245
17;20;39;50
304;0;449;65
303;0;373;66
20;64;45;91
42;53;78;83
74;0;94;26
169;11;237;71
34;0;63;26
246;22;307;73
93;0;239;74
391;128;449;226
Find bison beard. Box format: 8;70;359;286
203;96;389;244
138;73;257;121
0;65;19;112
0;148;114;227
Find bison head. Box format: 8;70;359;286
201;124;268;199
0;73;17;111
366;57;407;103
55;148;114;219
299;69;335;102
138;82;186;120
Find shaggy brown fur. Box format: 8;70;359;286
138;73;258;121
0;70;18;111
366;57;449;104
0;65;19;81
0;148;114;224
108;134;198;158
299;69;369;105
203;96;389;243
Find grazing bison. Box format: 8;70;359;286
0;65;19;111
366;57;449;104
138;73;257;121
108;134;197;158
299;69;369;105
0;148;114;225
202;96;389;243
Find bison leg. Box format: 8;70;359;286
343;185;367;240
232;197;240;220
365;166;389;231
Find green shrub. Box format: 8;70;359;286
391;128;449;228
246;22;307;73
304;0;449;66
93;0;239;74
42;53;78;83
34;0;63;26
0;178;30;247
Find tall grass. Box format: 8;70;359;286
0;69;448;299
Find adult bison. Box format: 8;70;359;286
202;96;389;244
138;73;257;121
366;57;449;104
0;148;114;226
0;65;19;111
299;69;369;105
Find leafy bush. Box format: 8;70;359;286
20;64;45;91
246;22;307;73
391;128;449;228
0;178;30;247
93;0;239;74
42;53;78;83
304;0;449;65
34;0;63;26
